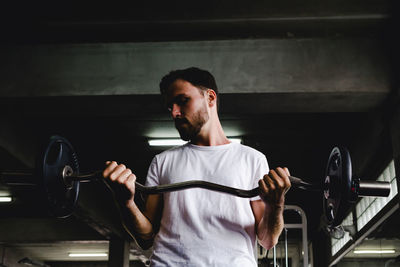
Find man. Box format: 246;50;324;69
103;67;291;266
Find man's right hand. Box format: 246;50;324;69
102;161;137;205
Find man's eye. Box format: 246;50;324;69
166;97;189;112
178;97;189;105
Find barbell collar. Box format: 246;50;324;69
357;180;391;197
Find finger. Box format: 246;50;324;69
284;167;291;176
268;170;283;188
263;173;276;191
116;168;133;184
109;164;127;181
103;161;118;178
126;174;137;193
258;179;269;195
275;168;289;184
278;167;291;187
276;167;292;192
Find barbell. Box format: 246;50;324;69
0;135;391;229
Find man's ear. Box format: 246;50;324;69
206;89;217;107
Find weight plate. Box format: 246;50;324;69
323;147;352;228
39;136;80;218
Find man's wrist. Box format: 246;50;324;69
264;203;284;215
125;198;137;210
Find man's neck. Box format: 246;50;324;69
190;117;230;146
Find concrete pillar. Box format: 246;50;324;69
108;237;130;267
312;230;330;267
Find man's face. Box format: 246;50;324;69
165;79;210;141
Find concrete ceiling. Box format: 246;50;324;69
0;0;399;265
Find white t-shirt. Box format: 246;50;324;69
145;142;269;267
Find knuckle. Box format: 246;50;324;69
129;174;136;182
286;183;292;190
117;178;126;184
259;179;267;188
109;172;118;181
125;169;132;176
269;184;276;191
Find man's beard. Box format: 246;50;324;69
174;105;209;141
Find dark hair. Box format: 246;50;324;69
159;67;219;97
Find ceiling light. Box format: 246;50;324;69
353;249;395;254
68;253;108;257
148;139;187;146
0;196;12;202
148;138;242;146
228;138;242;144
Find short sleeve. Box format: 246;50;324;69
251;154;269;201
145;156;160;186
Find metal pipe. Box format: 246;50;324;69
285;228;288;267
285;205;308;267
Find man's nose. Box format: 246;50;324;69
171;104;181;118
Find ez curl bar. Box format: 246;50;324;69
0;136;391;229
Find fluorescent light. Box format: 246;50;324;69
0;197;12;202
148;138;242;146
354;250;395;254
68;253;108;257
229;138;242;144
148;139;187;146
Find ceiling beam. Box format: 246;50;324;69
0;39;391;100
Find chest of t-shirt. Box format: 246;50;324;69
158;146;255;190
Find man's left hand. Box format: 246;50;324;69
259;167;291;209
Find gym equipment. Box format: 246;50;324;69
322;147;390;227
0;136;391;228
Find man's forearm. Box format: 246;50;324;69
124;200;154;238
257;205;284;250
120;200;155;248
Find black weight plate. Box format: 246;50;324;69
39;136;80;218
323;147;352;228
